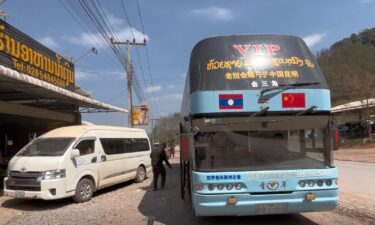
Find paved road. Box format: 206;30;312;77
333;160;375;224
335;160;375;199
0;159;374;225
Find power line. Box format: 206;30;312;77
59;0;123;70
135;0;160;119
120;0;157;119
61;0;157;121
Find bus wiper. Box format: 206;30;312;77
260;82;321;96
250;106;269;117
294;105;317;117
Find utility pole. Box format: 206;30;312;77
0;0;8;20
111;38;146;127
151;118;160;145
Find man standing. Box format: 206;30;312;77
169;144;175;158
150;143;172;191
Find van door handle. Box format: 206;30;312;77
101;155;107;161
91;156;97;163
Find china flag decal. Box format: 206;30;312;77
282;93;306;108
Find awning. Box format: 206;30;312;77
331;99;375;114
0;65;128;113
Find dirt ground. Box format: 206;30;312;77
0;152;374;225
334;147;375;163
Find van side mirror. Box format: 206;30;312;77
70;149;80;158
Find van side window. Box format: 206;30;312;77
132;138;150;152
75;140;95;156
124;139;132;152
100;138;150;155
100;139;124;155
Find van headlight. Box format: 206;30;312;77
42;169;66;180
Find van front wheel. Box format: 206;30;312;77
135;166;146;183
73;178;94;203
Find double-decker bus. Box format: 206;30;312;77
180;35;339;216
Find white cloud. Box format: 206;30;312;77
189;6;234;22
106;13;125;27
75;71;91;80
359;0;373;3
146;85;162;93
64;13;148;48
65;27;148;49
303;33;326;48
168;94;182;100
75;68;124;80
152;94;182;102
37;36;60;50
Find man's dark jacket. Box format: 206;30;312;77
150;147;171;168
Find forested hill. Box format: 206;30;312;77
317;28;375;106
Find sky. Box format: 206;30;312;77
1;0;375;128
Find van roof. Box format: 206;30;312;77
41;125;146;138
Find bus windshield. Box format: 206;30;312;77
194;128;331;172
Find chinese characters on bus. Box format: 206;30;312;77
205;44;315;88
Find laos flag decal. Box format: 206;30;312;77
219;94;243;110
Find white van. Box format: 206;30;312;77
3;125;152;202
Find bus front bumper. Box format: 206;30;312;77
192;189;338;216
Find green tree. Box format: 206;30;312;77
152;113;182;145
318;28;375;137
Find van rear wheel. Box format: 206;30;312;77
135;166;146;183
73;178;94;203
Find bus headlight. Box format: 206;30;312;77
193;183;204;191
42;169;66;180
325;180;332;186
299;181;306;188
235;183;243;190
217;184;224;190
208;184;215;191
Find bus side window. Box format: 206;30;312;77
305;129;314;149
304;129;325;161
287;130;301;154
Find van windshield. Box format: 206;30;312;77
18;138;75;157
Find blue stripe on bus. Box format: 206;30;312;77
190;167;338;216
190;89;331;114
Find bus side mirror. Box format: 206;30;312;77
70;149;80;158
180;133;195;160
332;128;339;151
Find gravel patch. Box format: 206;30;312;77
5;178;153;225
